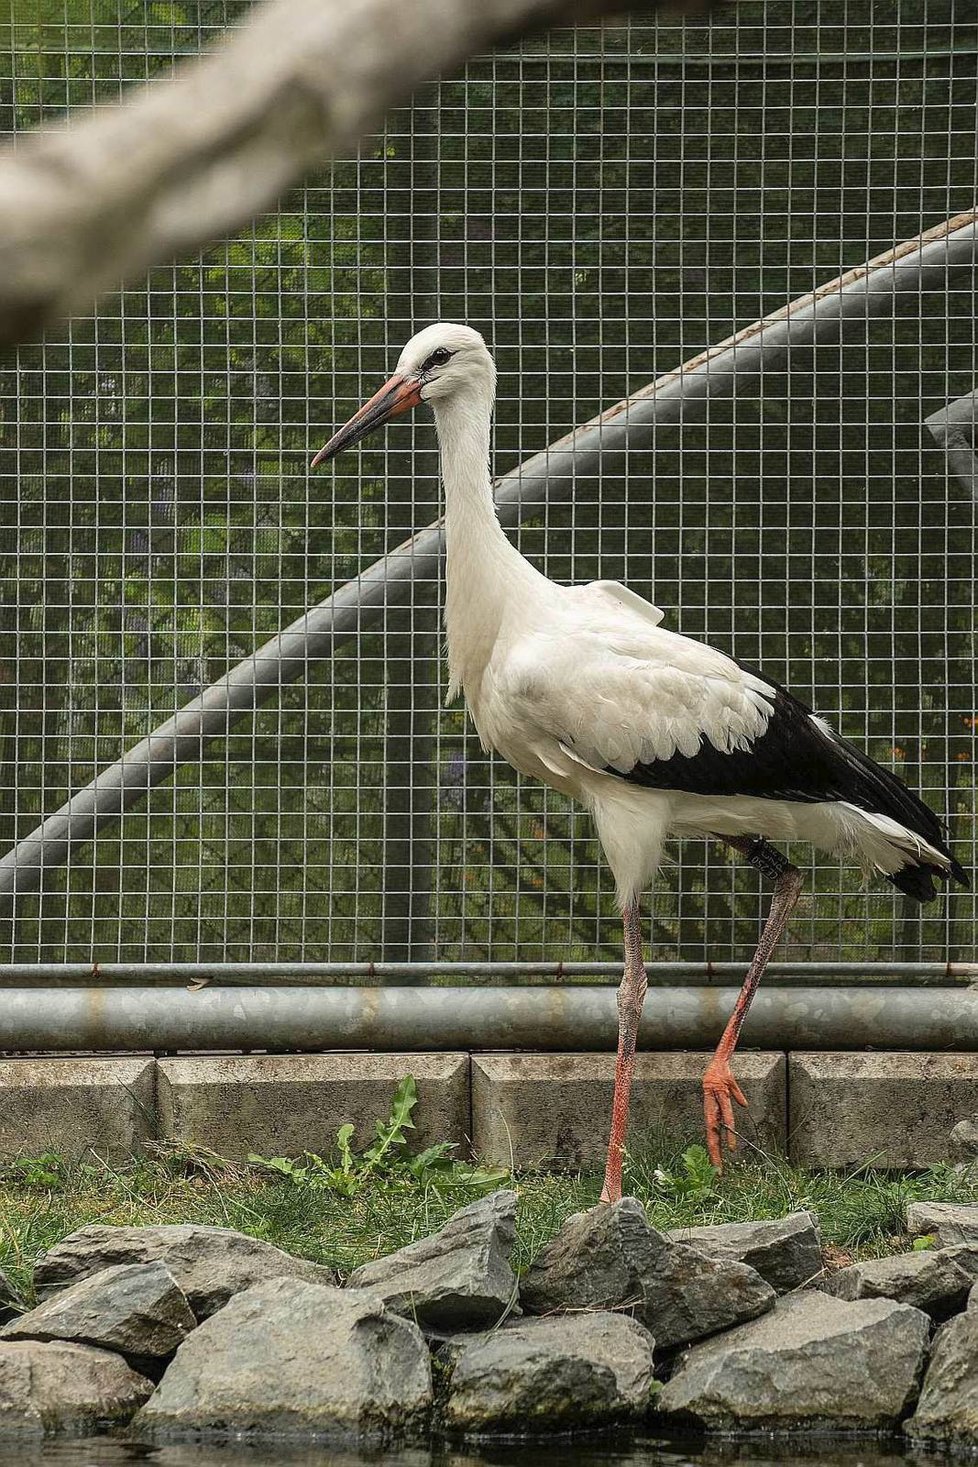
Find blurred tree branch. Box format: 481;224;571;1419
0;0;708;346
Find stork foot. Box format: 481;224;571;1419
703;1057;748;1171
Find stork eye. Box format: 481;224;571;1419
424;347;453;370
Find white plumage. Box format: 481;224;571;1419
314;321;966;1200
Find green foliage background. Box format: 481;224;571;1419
0;0;974;967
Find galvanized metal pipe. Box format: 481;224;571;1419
0;984;975;1053
1;961;975;987
2;208;976;895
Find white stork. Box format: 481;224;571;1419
313;322;967;1203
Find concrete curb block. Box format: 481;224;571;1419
0;1057;156;1161
789;1052;978;1168
157;1052;471;1161
471;1052;787;1169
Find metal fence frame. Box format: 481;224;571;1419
3;8;976;982
2;208;975;914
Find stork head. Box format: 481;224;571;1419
311;322;495;468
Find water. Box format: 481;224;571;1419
0;1437;938;1467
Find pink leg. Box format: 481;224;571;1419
704;838;803;1169
601;900;647;1204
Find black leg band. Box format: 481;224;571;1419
744;837;794;880
719;834;796;881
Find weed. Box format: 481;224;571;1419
0;1154;79;1188
648;1145;718;1204
248;1076;508;1198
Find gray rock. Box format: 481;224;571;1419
444;1312;655;1434
665;1211;822;1292
521;1197;774;1350
657;1292;929;1432
521;1197;654;1319
349;1190;517;1329
818;1246;978;1321
906;1307;978;1447
906;1201;978;1249
34;1224;335;1318
0;1339;152;1436
3;1262;195;1364
646;1243;777;1351
949;1117;978;1164
136;1276;431;1441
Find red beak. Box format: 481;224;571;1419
311;373;423;468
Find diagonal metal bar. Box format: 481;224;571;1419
1;206;976;897
925;387;978;501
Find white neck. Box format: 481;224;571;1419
432;387;541;700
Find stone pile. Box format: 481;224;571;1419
1;1193;978;1448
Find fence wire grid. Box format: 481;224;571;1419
0;0;976;971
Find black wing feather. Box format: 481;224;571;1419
597;663;966;901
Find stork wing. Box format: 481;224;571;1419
498;621;778;778
486;567;965;883
498;615;959;845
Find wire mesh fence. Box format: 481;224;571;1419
0;0;975;971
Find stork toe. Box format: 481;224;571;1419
702;1060;748;1170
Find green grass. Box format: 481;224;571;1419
0;1142;975;1307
